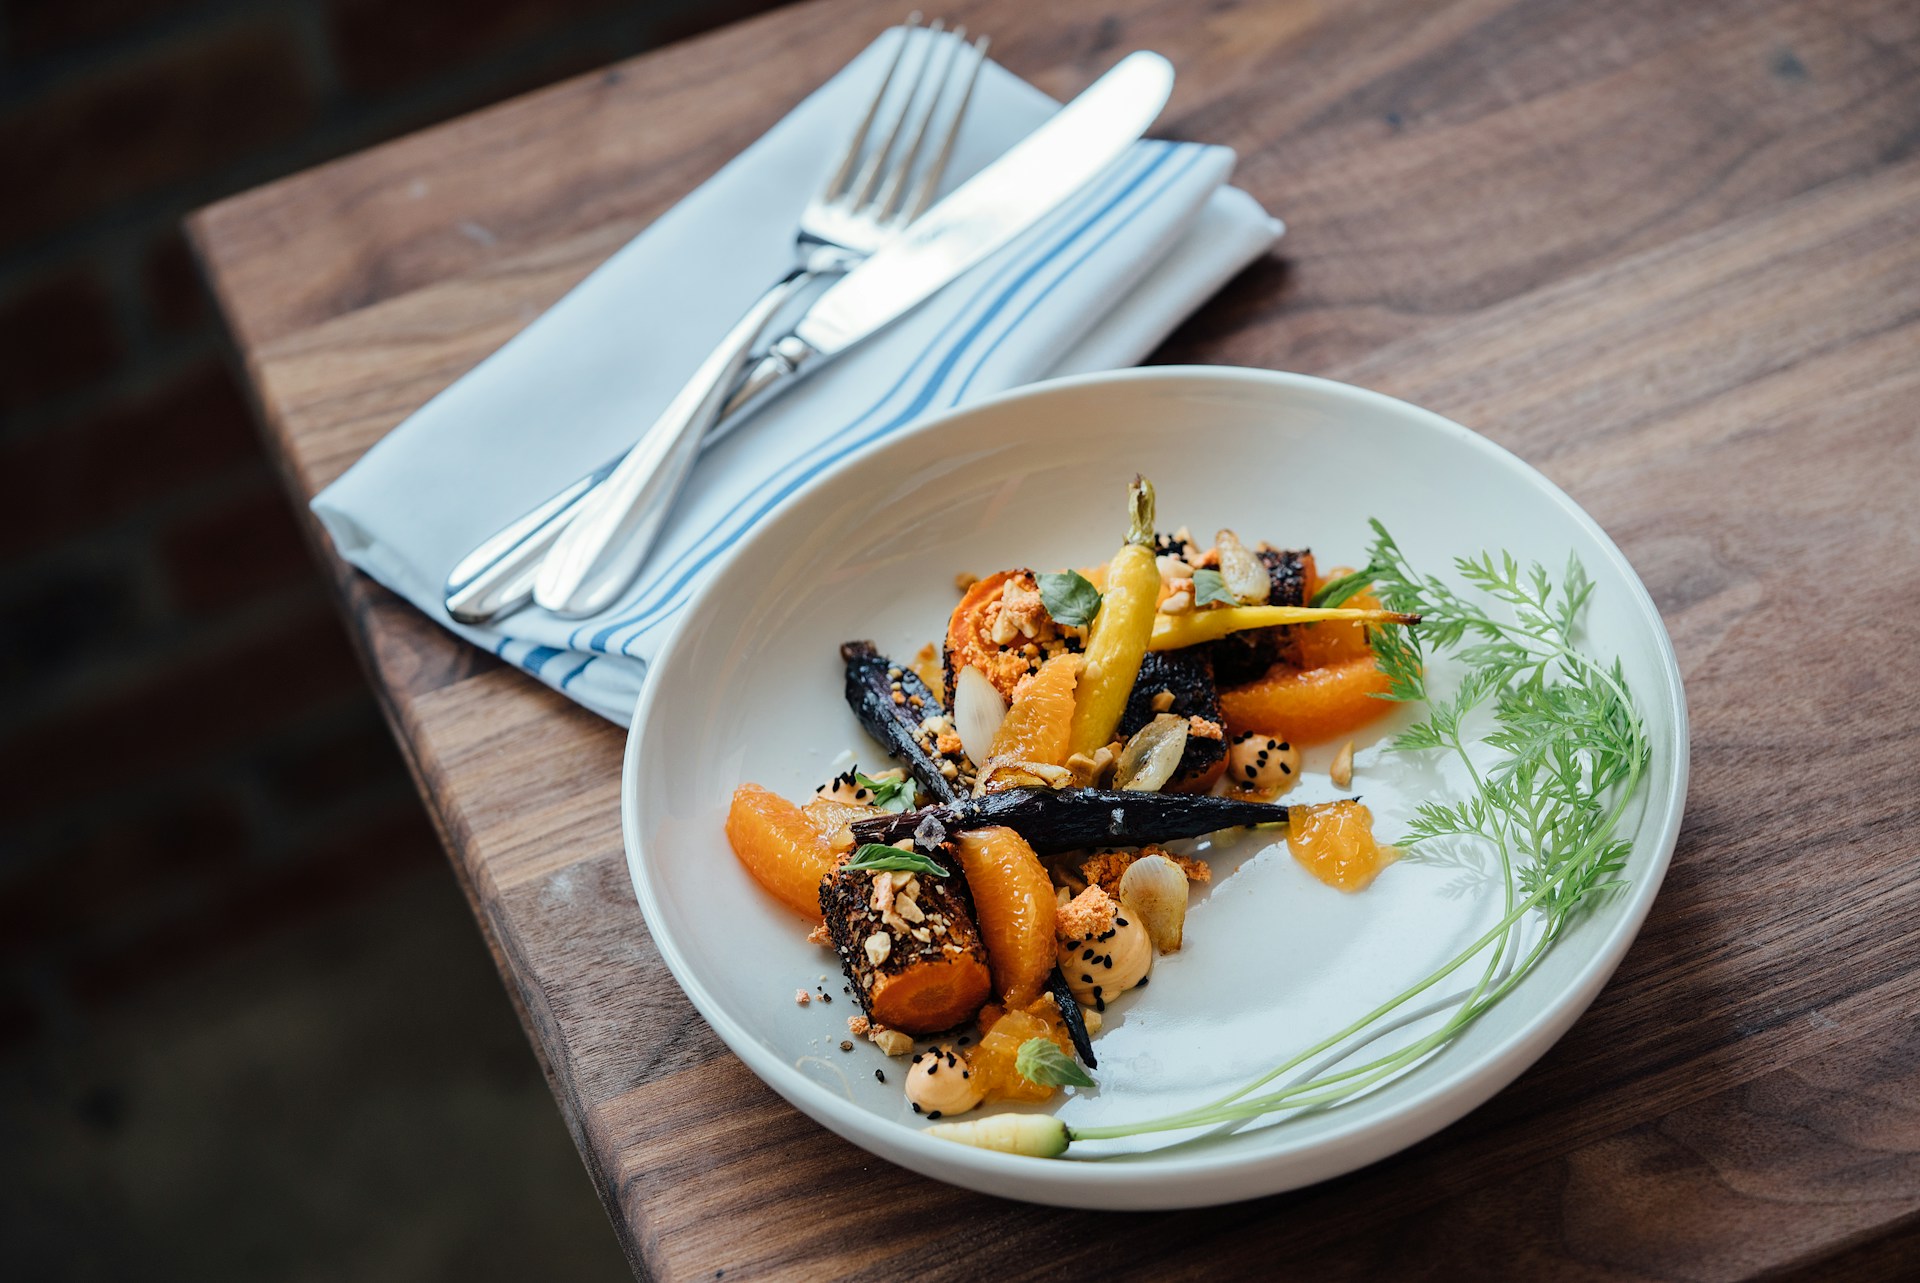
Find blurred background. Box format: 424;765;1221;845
0;2;786;1278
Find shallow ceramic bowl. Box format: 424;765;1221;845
623;366;1687;1209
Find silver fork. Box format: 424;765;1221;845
445;16;989;625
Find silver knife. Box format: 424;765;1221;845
505;51;1174;620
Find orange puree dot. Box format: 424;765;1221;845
1286;800;1398;892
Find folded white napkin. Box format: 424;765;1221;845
313;29;1281;723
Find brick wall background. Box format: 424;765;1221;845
0;1;782;1276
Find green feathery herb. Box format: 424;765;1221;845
930;519;1652;1158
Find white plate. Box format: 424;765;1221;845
623;366;1687;1209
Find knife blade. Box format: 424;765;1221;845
788;49;1173;359
527;51;1175;619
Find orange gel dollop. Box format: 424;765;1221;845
1286;800;1398;892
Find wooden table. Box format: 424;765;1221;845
189;0;1920;1277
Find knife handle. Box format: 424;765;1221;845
531;298;775;617
442;296;814;627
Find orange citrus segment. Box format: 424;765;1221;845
725;784;839;922
1296;587;1386;668
987;653;1080;767
953;827;1056;1008
1219;654;1393;745
802;797;879;849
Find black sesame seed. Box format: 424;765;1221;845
875;1070;886;1083
928;1061;939;1074
911;1102;922;1113
819;993;832;1003
1081;973;1093;983
928;1110;943;1120
1135;976;1149;988
1115;917;1128;927
1244;765;1258;778
1281;763;1292;774
1279;742;1291;751
1082;948;1095;961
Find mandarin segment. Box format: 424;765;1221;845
987;653;1080;767
1219;653;1393;745
726;784;840;922
802;796;880;853
953;827;1057;1008
1296;587;1386;668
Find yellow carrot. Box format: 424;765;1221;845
1148;604;1421;650
1069;477;1160;756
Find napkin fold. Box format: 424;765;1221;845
313;30;1282;723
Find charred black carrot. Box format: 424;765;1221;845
850;787;1296;855
841;641;964;804
1049;968;1097;1069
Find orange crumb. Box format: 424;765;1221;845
1055;885;1119;943
1079;846;1211;896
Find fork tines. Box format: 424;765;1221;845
823;14;991;227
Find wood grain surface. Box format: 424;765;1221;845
188;0;1920;1277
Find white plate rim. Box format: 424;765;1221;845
621;364;1689;1206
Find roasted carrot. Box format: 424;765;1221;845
1148;604;1419;650
1068;476;1160;755
821;861;992;1034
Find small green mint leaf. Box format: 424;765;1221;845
843;844;950;877
1191;568;1238;609
854;772;916;813
1037;570;1102;628
1015;1037;1095;1088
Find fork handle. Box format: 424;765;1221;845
443;274;815;626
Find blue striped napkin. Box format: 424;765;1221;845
312;30;1281;723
